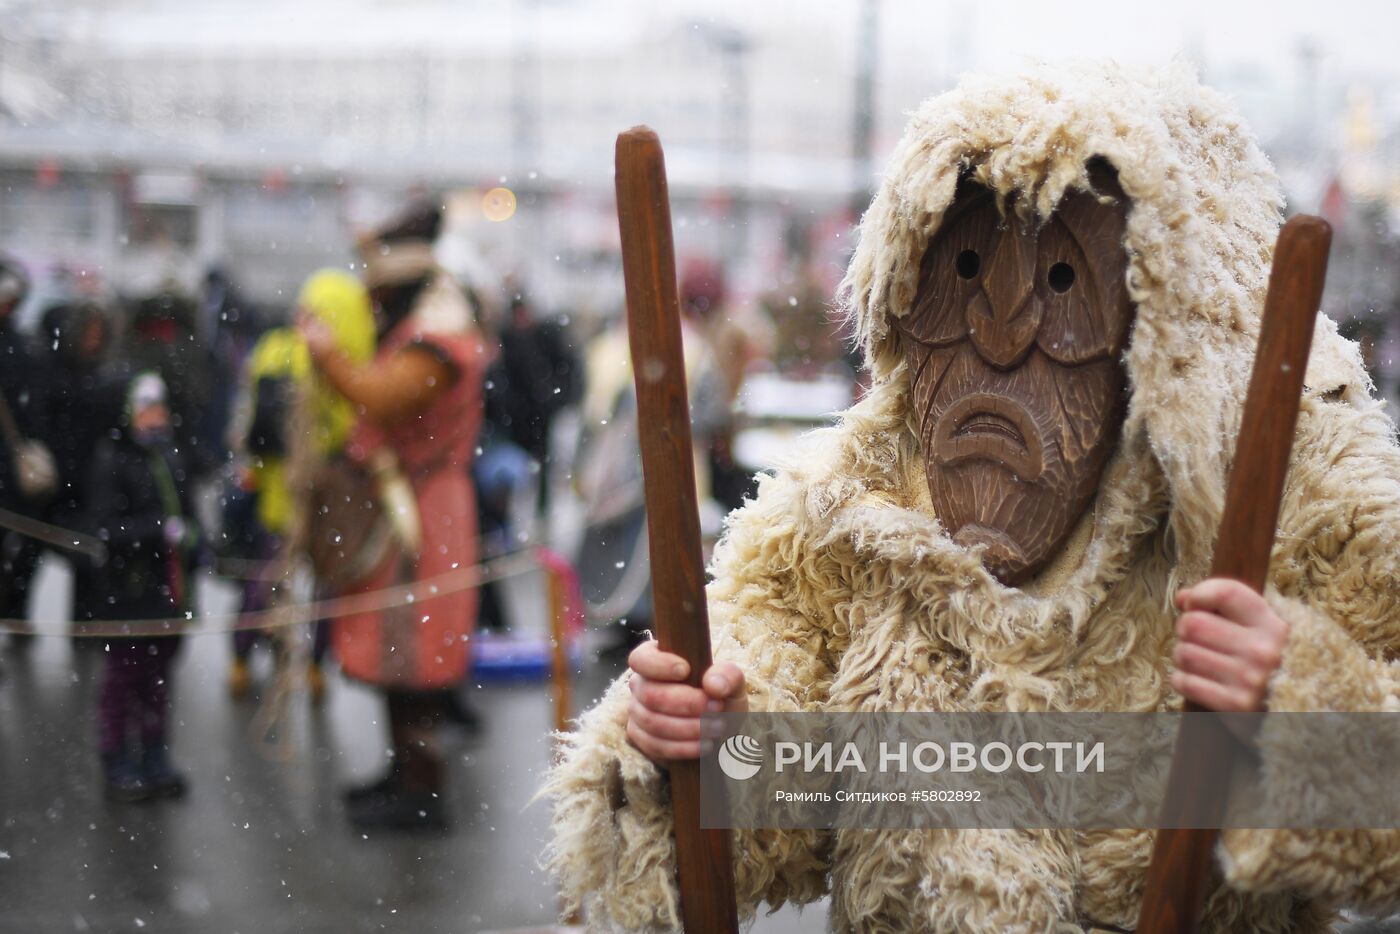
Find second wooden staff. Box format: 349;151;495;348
615;125;740;934
1138;214;1333;932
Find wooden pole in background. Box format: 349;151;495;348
1137;214;1332;932
615;125;740;934
547;567;574;736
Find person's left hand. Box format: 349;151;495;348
296;311;337;362
1172;578;1290;712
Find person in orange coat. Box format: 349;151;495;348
300;202;487;830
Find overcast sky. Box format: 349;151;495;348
871;0;1395;79
29;0;1397;84
16;0;1397;134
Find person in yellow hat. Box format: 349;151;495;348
226;269;374;700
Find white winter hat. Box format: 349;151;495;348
127;371;168;415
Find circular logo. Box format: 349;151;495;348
716;734;763;781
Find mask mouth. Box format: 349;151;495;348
955;411;1023;446
933;392;1045;482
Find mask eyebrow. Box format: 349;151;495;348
1033;191;1133;362
930;183;997;236
1051;207;1107;310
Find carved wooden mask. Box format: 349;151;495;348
897;167;1134;584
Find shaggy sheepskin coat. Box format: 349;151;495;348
545;61;1400;933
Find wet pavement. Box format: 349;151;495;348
0;557;816;933
6;556;1393;933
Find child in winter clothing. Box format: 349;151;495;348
88;372;198;802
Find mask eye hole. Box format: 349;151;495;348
955;249;980;280
1048;262;1076;293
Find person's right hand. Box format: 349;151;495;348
626;640;746;766
295;309;338;363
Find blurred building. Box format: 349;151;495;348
0;0;938;318
0;0;1397;408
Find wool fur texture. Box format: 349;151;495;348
543;60;1400;932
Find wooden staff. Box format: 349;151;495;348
1138;214;1332;932
615;126;740;934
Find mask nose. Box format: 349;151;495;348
967;225;1041;369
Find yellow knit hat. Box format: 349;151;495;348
296;268;375;364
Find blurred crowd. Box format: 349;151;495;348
0;198;857;832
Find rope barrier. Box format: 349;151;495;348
0;504;107;560
0;389;600;781
0;548;542;639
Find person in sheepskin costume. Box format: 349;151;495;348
544;60;1400;932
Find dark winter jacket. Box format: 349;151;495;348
38;304;124;526
0;322;51;514
486;318;581;457
126;293;216;478
85;434;198;623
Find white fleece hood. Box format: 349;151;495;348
840;60;1370;587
